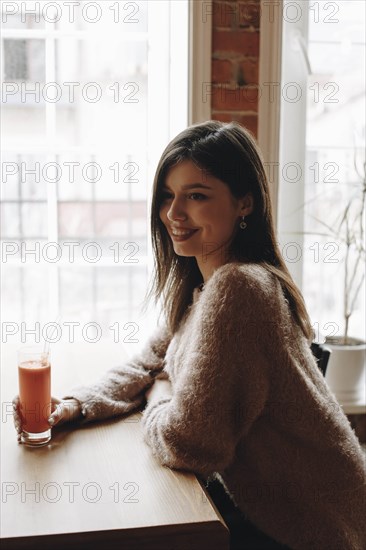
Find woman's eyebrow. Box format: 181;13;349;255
162;183;213;191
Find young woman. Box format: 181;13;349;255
14;121;365;550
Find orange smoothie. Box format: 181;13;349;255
18;359;51;433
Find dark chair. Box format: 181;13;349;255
204;477;290;549
310;342;331;377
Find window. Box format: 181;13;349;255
1;1;190;350
278;0;365;342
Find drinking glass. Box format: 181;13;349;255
18;346;52;446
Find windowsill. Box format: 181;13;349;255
341;402;366;415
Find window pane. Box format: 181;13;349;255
1;154;20;199
4;40;28;80
57;265;150;345
0;153;49;202
95;266;148;342
21;154;48;200
59;267;94;321
1;266;22;323
58;203;95;238
1;203;20;238
56;154;94;201
52;1;148;33
2;105;47;141
95;202;131;236
54;36;147;150
22;265;49;324
1;263;49;320
1;9;45;30
1;0;189;334
1;239;22;262
303;1;365;341
21;203;48;238
3;39;45;82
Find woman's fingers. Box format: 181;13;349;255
60;399;82;423
12;395;22;435
47;398;81;427
48;398;63;427
13;395;81;438
12;395;20;407
13;395;23;444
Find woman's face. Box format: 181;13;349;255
159;160;252;277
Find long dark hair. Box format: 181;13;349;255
144;120;313;340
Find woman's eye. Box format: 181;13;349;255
160;191;206;201
189;193;206;200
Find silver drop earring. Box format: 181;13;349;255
239;215;247;229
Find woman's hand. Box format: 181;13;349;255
12;395;82;443
145;379;173;404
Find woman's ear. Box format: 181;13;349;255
240;192;254;216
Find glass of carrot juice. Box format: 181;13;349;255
18;346;52;446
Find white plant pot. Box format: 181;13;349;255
325;340;366;405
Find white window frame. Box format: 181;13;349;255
258;0;309;289
188;0;212;125
258;0;283;230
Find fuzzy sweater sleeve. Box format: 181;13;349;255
62;324;172;423
141;264;275;478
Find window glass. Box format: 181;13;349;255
1;1;189;346
303;0;365;341
3;39;45;82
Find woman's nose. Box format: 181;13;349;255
166;199;187;221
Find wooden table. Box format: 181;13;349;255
0;342;229;549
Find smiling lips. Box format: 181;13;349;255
170;227;199;241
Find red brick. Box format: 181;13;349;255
237;2;260;29
212;1;236;28
212;112;258;138
213;30;259;57
212;1;261;29
237;58;259;85
211;84;259;112
212;59;233;83
213;1;260;30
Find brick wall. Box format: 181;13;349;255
211;0;260;138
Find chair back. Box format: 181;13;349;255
310;342;331;377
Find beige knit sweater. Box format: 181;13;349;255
64;262;366;550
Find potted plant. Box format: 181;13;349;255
304;156;366;405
